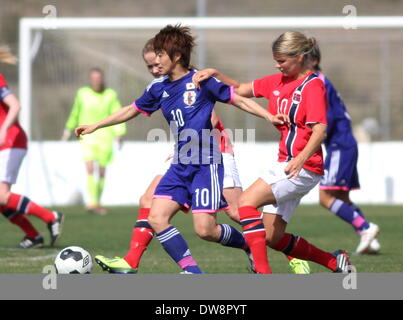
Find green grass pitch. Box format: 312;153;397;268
0;205;401;273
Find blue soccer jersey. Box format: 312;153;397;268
134;70;234;165
318;73;361;190
318;73;357;149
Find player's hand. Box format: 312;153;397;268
284;157;305;179
74;124;98;138
192;68;217;89
266;113;290;126
271;113;290;126
0;128;6;148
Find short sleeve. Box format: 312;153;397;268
252;76;272;99
202;77;233;104
133;87;161;117
304;80;328;126
0;74;11;101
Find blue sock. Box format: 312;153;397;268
330;199;370;233
351;203;370;232
219;224;248;250
156;226;203;274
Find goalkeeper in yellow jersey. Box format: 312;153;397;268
62;68;126;214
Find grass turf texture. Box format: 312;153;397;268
0;205;401;273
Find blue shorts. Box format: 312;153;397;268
153;163;228;213
320;145;360;191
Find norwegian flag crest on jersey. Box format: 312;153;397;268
292;91;302;103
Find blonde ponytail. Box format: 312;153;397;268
0;46;17;65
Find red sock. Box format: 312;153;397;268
272;233;337;271
239;206;272;274
124;208;154;269
10;214;40;239
7;193;55;223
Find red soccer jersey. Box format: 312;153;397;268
253;72;327;175
214;117;234;155
0;74;28;151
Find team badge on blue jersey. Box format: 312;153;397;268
183;91;196;106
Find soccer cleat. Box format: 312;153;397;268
333;250;353;273
367;238;381;254
19;235;44;249
289;258;311;274
95;255;137;274
47;211;64;247
355;222;380;254
244;248;256;273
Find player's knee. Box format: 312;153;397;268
238;193;250;208
147;213;166;231
225;207;240;223
194;225;216;242
139;194;153;209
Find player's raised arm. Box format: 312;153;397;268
75;105;139;137
193;68;254;98
230;93;290;126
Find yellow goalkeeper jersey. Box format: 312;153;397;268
66;87;126;144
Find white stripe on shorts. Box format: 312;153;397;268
325;150;340;185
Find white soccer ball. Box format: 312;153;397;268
367;239;381;254
54;246;93;274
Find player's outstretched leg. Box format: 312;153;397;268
321;191;380;254
3;193;63;247
1;207;44;248
223;189;309;274
269;231;352;273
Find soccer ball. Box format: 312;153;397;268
54;246;93;274
367;239;381;254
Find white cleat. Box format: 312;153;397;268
355;223;380;254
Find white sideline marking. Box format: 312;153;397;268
0;252;57;262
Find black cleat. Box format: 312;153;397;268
47;212;64;247
333;250;353;273
19;235;44;249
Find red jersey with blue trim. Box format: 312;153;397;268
253;72;327;175
0;74;27;151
